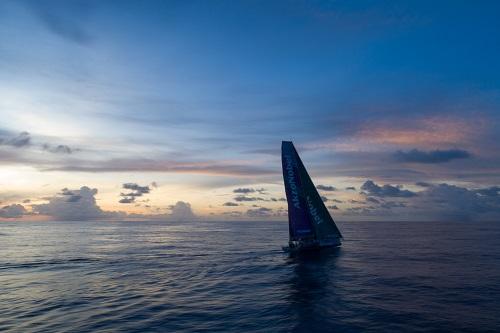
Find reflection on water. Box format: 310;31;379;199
287;249;342;332
1;220;500;332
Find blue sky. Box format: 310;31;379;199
1;0;499;221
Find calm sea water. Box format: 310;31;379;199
1;220;499;332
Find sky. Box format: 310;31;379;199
0;0;499;222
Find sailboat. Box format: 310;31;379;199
281;141;343;253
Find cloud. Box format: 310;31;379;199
168;201;196;221
331;199;343;203
394;149;471;163
321;196;328;202
223;202;239;206
475;186;500;197
345;186;356;191
0;132;31;148
119;183;151;204
233;188;255;194
327;205;339;210
0;204;27;218
246;207;272;217
345;181;500;221
413;183;500;221
415;182;432;187
361;180;416;197
366;197;380;204
316;184;336;191
45;159;276;176
233;187;266;194
42;144;73;154
233;195;265;202
32;186;106;220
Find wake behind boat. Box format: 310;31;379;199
281;141;343;253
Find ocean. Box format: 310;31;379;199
1;220;499;332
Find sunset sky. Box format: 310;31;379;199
1;0;499;221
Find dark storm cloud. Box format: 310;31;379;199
394;149;471;164
26;0;93;45
316;185;336;191
223;202;239;206
0;204;27;218
361;180;416;198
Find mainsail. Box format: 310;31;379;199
281;141;342;243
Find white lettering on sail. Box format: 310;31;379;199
284;154;301;209
307;196;323;225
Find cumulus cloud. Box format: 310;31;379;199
394;149;471;163
412;183;500;221
316;185;336;191
346;180;500;221
0;204;28;218
361;180;416;197
32;186;105;220
168;201;196;221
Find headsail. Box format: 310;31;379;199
281;141;342;242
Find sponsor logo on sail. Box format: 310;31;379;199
284;154;301;209
307;196;323;225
